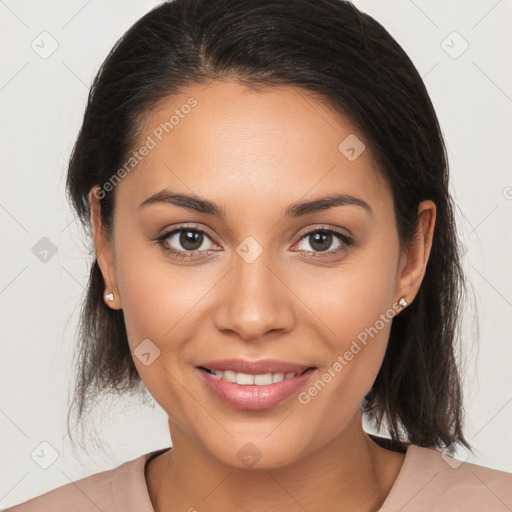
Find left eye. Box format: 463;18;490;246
295;229;351;255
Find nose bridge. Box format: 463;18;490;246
213;238;295;340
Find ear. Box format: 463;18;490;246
88;186;122;310
395;200;436;306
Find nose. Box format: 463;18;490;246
213;246;296;342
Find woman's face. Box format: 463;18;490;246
90;79;434;468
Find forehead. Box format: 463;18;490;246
118;79;390;211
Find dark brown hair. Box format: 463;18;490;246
65;0;470;453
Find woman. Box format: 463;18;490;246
6;0;511;510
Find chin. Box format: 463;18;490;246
203;433;308;470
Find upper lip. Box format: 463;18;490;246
196;359;315;375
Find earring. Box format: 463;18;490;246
104;292;115;302
398;296;408;309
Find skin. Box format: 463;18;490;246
89;79;436;512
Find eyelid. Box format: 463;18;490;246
300;224;353;238
294;223;353;242
157;222;218;242
293;224;354;246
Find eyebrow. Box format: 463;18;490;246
139;189;373;217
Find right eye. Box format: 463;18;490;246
155;226;220;260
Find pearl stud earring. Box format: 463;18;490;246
104;292;115;302
398;296;408;309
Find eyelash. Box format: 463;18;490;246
154;224;353;261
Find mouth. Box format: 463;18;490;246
196;362;318;410
197;365;316;385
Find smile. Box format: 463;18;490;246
199;367;311;386
196;365;317;411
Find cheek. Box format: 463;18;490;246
298;239;399;404
308;239;398;343
113;232;197;346
114;252;170;348
112;236;214;386
113;244;202;411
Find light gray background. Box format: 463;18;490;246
1;0;511;508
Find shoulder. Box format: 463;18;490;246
381;444;512;511
3;451;156;512
2;466;118;512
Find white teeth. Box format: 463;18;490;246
222;370;237;383
206;369;299;385
236;372;255;385
254;373;273;385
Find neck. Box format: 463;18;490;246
146;412;405;512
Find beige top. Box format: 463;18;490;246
4;444;512;511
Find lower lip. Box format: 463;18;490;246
196;367;317;411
